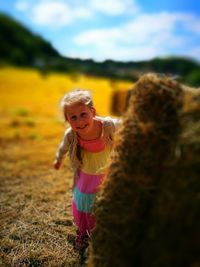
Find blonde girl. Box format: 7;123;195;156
53;89;119;250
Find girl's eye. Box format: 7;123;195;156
81;112;87;118
70;115;77;121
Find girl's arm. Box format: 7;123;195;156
53;128;71;169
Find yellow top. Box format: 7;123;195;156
81;147;112;175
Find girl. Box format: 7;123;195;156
53;89;119;250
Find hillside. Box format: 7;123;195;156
0;13;60;65
0;13;200;86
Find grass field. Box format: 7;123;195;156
0;67;132;266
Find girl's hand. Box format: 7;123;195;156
53;160;61;170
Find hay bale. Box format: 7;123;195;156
111;89;131;115
88;73;200;267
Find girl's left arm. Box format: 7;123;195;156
112;117;121;131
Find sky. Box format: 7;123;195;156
0;0;200;62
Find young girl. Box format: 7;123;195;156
53;89;119;250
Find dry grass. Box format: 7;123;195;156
0;67;132;266
0;138;81;267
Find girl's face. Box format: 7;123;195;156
65;103;96;137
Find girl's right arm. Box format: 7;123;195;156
53;159;61;170
53;128;71;169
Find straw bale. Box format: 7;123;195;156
87;73;200;267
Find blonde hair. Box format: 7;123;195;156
60;89;94;120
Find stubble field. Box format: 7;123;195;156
0;67;131;266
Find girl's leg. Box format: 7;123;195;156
72;200;95;249
72;200;95;234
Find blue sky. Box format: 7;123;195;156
0;0;200;62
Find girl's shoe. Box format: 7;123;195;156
74;231;89;251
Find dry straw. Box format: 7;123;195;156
87;73;200;267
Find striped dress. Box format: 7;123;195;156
72;123;111;236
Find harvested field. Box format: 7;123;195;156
0;67;131;266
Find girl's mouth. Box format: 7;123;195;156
77;124;87;130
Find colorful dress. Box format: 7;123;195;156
72;121;112;236
55;116;120;241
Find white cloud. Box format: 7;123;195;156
15;0;30;11
73;11;200;61
32;2;71;26
31;1;91;26
90;0;139;15
123;12;178;39
74;28;121;45
15;0;140;28
74;12;183;46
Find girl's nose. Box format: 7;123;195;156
78;116;86;122
77;116;85;125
